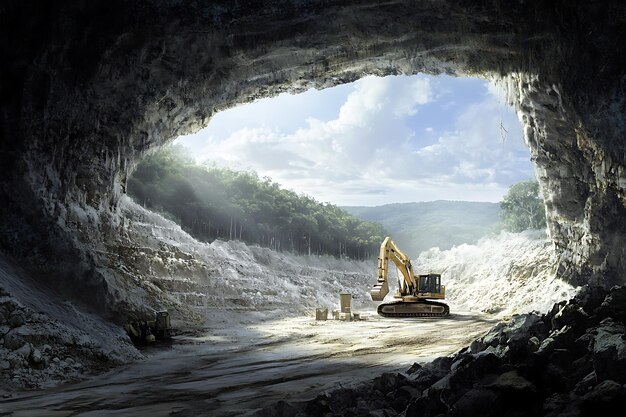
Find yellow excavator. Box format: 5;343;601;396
371;237;450;318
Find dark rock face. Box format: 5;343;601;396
256;285;626;416
0;1;625;313
0;282;139;390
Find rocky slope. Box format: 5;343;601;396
0;255;140;391
116;197;376;316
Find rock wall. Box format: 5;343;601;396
503;73;626;286
0;1;624;313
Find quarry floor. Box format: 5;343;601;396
0;309;498;417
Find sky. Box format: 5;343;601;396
176;74;535;206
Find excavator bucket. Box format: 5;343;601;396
370;280;389;301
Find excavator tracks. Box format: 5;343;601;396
377;300;450;318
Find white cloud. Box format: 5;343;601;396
392;77;432;116
179;75;533;206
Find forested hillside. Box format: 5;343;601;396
128;146;386;259
343;201;501;257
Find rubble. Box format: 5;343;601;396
256;285;626;416
0;285;139;391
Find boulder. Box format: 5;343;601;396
3;332;23;350
540;363;569;394
484;370;541;415
0;305;9;322
528;336;541;353
581;379;624;415
551;302;589;331
469;338;485;354
595;286;626;323
7;352;26;369
482;322;507;348
328;388;357;412
404;392;447;417
538;337;556;354
0;298;17;314
542;393;583;417
426;356;453;376
571;285;606;314
538;325;579;355
406;362;422;375
7;313;25;328
15;343;32;360
409;366;443;390
303;394;331;416
387;385;420;412
272;400;298;417
449;352;503;391
589;318;626;383
507;332;533;363
484;370;536;394
507;314;543;336
573;371;597;395
30;348;44;366
568;356;594;390
373;373;408;395
449;388;499;417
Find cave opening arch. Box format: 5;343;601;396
146;73;532;257
1;0;624;316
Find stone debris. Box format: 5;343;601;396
256;285;626;416
0;287;138;391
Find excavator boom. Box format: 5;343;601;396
371;237;415;301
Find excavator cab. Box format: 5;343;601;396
418;274;441;294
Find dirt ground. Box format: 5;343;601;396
0;309;498;416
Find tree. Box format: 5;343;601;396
500;180;547;232
127;146;388;259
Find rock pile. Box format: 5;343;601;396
0;287;134;391
256;285;626;416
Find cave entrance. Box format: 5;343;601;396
114;74;563;415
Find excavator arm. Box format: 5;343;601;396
370;237;417;301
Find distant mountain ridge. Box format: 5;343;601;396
342;201;501;257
